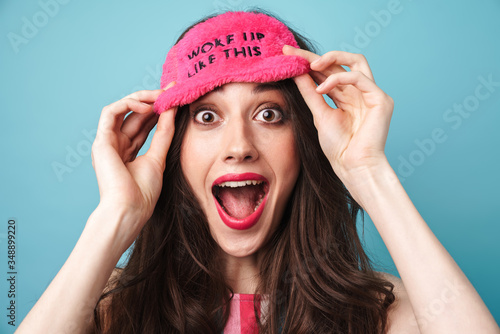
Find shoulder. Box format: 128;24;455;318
376;272;421;334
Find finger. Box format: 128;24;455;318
93;110;161;193
311;51;374;81
356;95;394;152
308;70;340;108
316;71;382;96
97;99;153;138
293;73;331;124
120;110;158;141
309;70;327;86
125;112;161;161
153;81;177;114
116;89;167;138
163;81;176;91
119;113;159;162
91;139;131;196
283;45;346;76
282;44;320;63
144;106;177;168
123;89;165;103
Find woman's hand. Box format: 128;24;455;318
91;84;177;246
283;49;500;334
283;46;394;185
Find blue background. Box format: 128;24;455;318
1;0;499;332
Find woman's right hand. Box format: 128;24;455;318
91;84;177;247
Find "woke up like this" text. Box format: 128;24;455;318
185;32;265;78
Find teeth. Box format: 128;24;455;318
217;180;263;188
254;196;264;211
214;180;266;215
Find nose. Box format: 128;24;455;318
221;118;258;164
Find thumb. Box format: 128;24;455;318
293;73;330;129
145;106;177;169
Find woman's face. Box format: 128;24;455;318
180;82;300;258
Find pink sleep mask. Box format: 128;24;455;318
153;11;311;113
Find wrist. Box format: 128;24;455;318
339;158;400;209
85;204;144;257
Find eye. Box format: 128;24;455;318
255;108;283;123
194;110;221;124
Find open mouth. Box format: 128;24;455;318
211;174;269;230
212;180;268;219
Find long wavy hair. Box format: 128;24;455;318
92;9;395;334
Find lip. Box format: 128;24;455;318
212;173;269;230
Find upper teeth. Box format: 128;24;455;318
217;180;263;188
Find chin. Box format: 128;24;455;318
206;206;280;259
218;239;263;258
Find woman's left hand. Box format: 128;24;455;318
283;46;394;185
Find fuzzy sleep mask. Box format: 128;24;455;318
153;11;311;113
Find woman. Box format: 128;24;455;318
17;10;499;334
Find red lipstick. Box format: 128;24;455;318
212;173;269;230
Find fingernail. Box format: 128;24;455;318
316;82;325;91
163;81;176;90
311;57;320;65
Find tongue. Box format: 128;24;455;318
218;185;263;219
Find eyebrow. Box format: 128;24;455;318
252;82;281;94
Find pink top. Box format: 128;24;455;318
224;294;266;334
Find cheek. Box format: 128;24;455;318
180;128;219;198
283;133;300;166
180;130;204;189
258;128;300;177
282;142;300;188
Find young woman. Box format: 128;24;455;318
17;10;499;334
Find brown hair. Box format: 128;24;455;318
92;10;395;334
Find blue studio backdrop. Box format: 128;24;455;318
1;0;499;332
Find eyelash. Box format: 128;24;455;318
192;103;286;126
192;106;220;125
255;104;285;124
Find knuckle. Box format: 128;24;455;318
117;98;137;110
311;115;322;131
124;91;139;99
355;53;367;62
91;140;101;153
386;95;395;107
380;94;394;110
92;134;107;149
329;50;343;56
101;104;112;114
135;89;148;96
324;50;337;59
124;90;148;100
120;97;134;105
101;98;128;115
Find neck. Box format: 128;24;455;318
224;253;260;294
